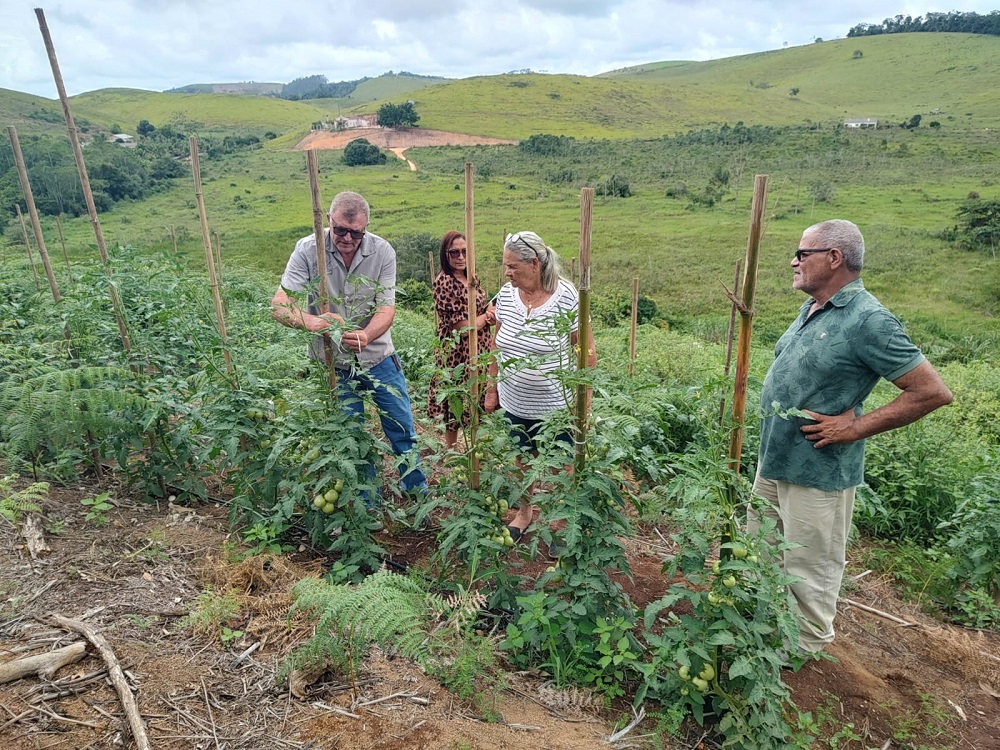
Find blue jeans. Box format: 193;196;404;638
336;354;427;493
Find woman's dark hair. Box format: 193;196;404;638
439;230;466;276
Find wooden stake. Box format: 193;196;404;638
189;136;234;376
719;259;743;424
727;175;769;474
465;163;480;486
212;229;225;288
429;249;439;331
55;214;72;281
9;126;60;302
306;149;337;393
628;277;639;377
15;205;40;291
34;8;131;353
47;614;152;750
169;225;177;254
574;188;595;474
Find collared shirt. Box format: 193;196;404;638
279;229;396;370
758;279;925;490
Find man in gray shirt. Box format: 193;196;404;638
272;190;427;499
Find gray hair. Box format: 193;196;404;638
804;219;865;272
504;231;563;293
329;191;370;223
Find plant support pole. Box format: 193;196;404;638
719;259;743;425
35;7;131;354
465;162;481;485
574;188;595;474
9;127;60;302
189;136;234;376
728;175;769;474
15;205;40;291
629;277;639;377
306;149;337;393
55;214;72;281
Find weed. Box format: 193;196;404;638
81;492;114;526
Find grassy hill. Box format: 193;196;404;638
309;73;450;113
0;87;79;136
69;89;331;134
404;33;1000;139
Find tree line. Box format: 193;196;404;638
848;10;1000;37
0;124;262;234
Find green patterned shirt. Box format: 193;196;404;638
758;279;925;490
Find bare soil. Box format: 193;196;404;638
296;128;518;154
2;472;999;750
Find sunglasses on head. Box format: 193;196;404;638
505;232;544;257
331;224;366;241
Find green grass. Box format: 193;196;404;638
309;73;449;112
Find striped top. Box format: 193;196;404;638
493;279;579;419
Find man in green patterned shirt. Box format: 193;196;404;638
751;219;952;655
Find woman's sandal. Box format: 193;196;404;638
505;524;526;542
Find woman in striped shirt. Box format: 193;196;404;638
485;231;596;555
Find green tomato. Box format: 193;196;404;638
680;687;689;696
711;560;721;575
748;554;758;563
322;503;335;514
312;495;325;508
732;545;748;559
699;664;715;681
723;575;737;589
678;665;691;681
707;591;721;606
503;536;514;547
498;500;509;514
305;448;321;462
692;677;709;692
324;489;339;503
334;478;345;492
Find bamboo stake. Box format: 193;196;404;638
719;259;743;424
15;205;40;291
55;214;72;281
305;149;337;393
499;227;506;291
465;163;480;486
189;136;234;376
9;127;60;302
574;188;595;474
727;175;769;474
212;229;225;288
169;225;178;254
570;257;577;285
628;277;639;377
429;250;438;331
35;7;131;354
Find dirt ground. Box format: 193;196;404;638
295;128;518;159
2;472;1000;750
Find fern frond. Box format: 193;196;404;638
0;475;48;522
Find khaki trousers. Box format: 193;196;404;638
749;472;856;653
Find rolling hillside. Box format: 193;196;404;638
309;72;450;112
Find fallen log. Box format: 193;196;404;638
0;642;86;684
46;614;152;750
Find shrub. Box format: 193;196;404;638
596;174;632;198
342;139;387;166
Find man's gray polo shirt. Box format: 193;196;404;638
758;279;925;490
279;229;397;370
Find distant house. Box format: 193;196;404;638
107;133;137;147
844;118;878;129
332;114;378;130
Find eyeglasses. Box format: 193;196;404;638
447;248;466;258
794;247;834;262
506;232;544;258
331;224;366;241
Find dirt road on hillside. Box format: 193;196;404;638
296;127;517;152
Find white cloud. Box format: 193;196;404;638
2;0;998;96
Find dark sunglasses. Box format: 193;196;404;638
331;224;366;241
794;247;834;262
447;248;467;258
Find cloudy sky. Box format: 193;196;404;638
2;1;996;97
